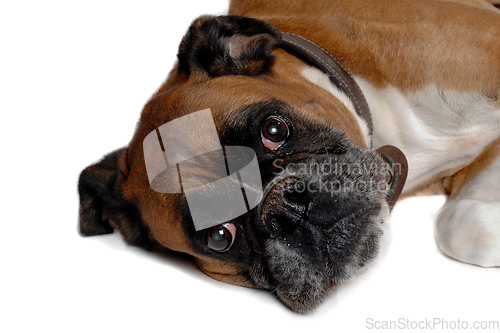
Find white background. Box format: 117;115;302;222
1;1;499;332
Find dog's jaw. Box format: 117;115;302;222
258;198;389;313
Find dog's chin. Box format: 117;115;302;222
256;200;390;314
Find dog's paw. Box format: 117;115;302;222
435;140;500;267
436;197;500;267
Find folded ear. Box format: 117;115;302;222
375;145;408;210
78;148;157;250
178;15;281;77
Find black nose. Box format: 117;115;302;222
260;177;310;238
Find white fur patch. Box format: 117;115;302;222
301;65;500;195
301;66;372;147
354;78;500;193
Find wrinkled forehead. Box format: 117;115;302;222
169;75;306;117
152;74;365;146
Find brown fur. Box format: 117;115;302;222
230;0;500;96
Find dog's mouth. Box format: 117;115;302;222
246;147;405;313
262;199;389;313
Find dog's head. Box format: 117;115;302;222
78;16;406;313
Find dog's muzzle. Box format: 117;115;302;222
258;145;407;240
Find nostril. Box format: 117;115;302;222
260;177;311;238
284;189;308;206
267;212;302;239
282;181;308;215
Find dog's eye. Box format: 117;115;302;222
261;116;289;150
206;223;236;252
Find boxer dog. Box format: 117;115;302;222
78;0;500;313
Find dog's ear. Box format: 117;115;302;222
78;148;157;250
375;145;408;210
177;15;281;77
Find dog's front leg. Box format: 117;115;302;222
435;137;500;267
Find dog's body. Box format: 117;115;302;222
79;0;500;313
